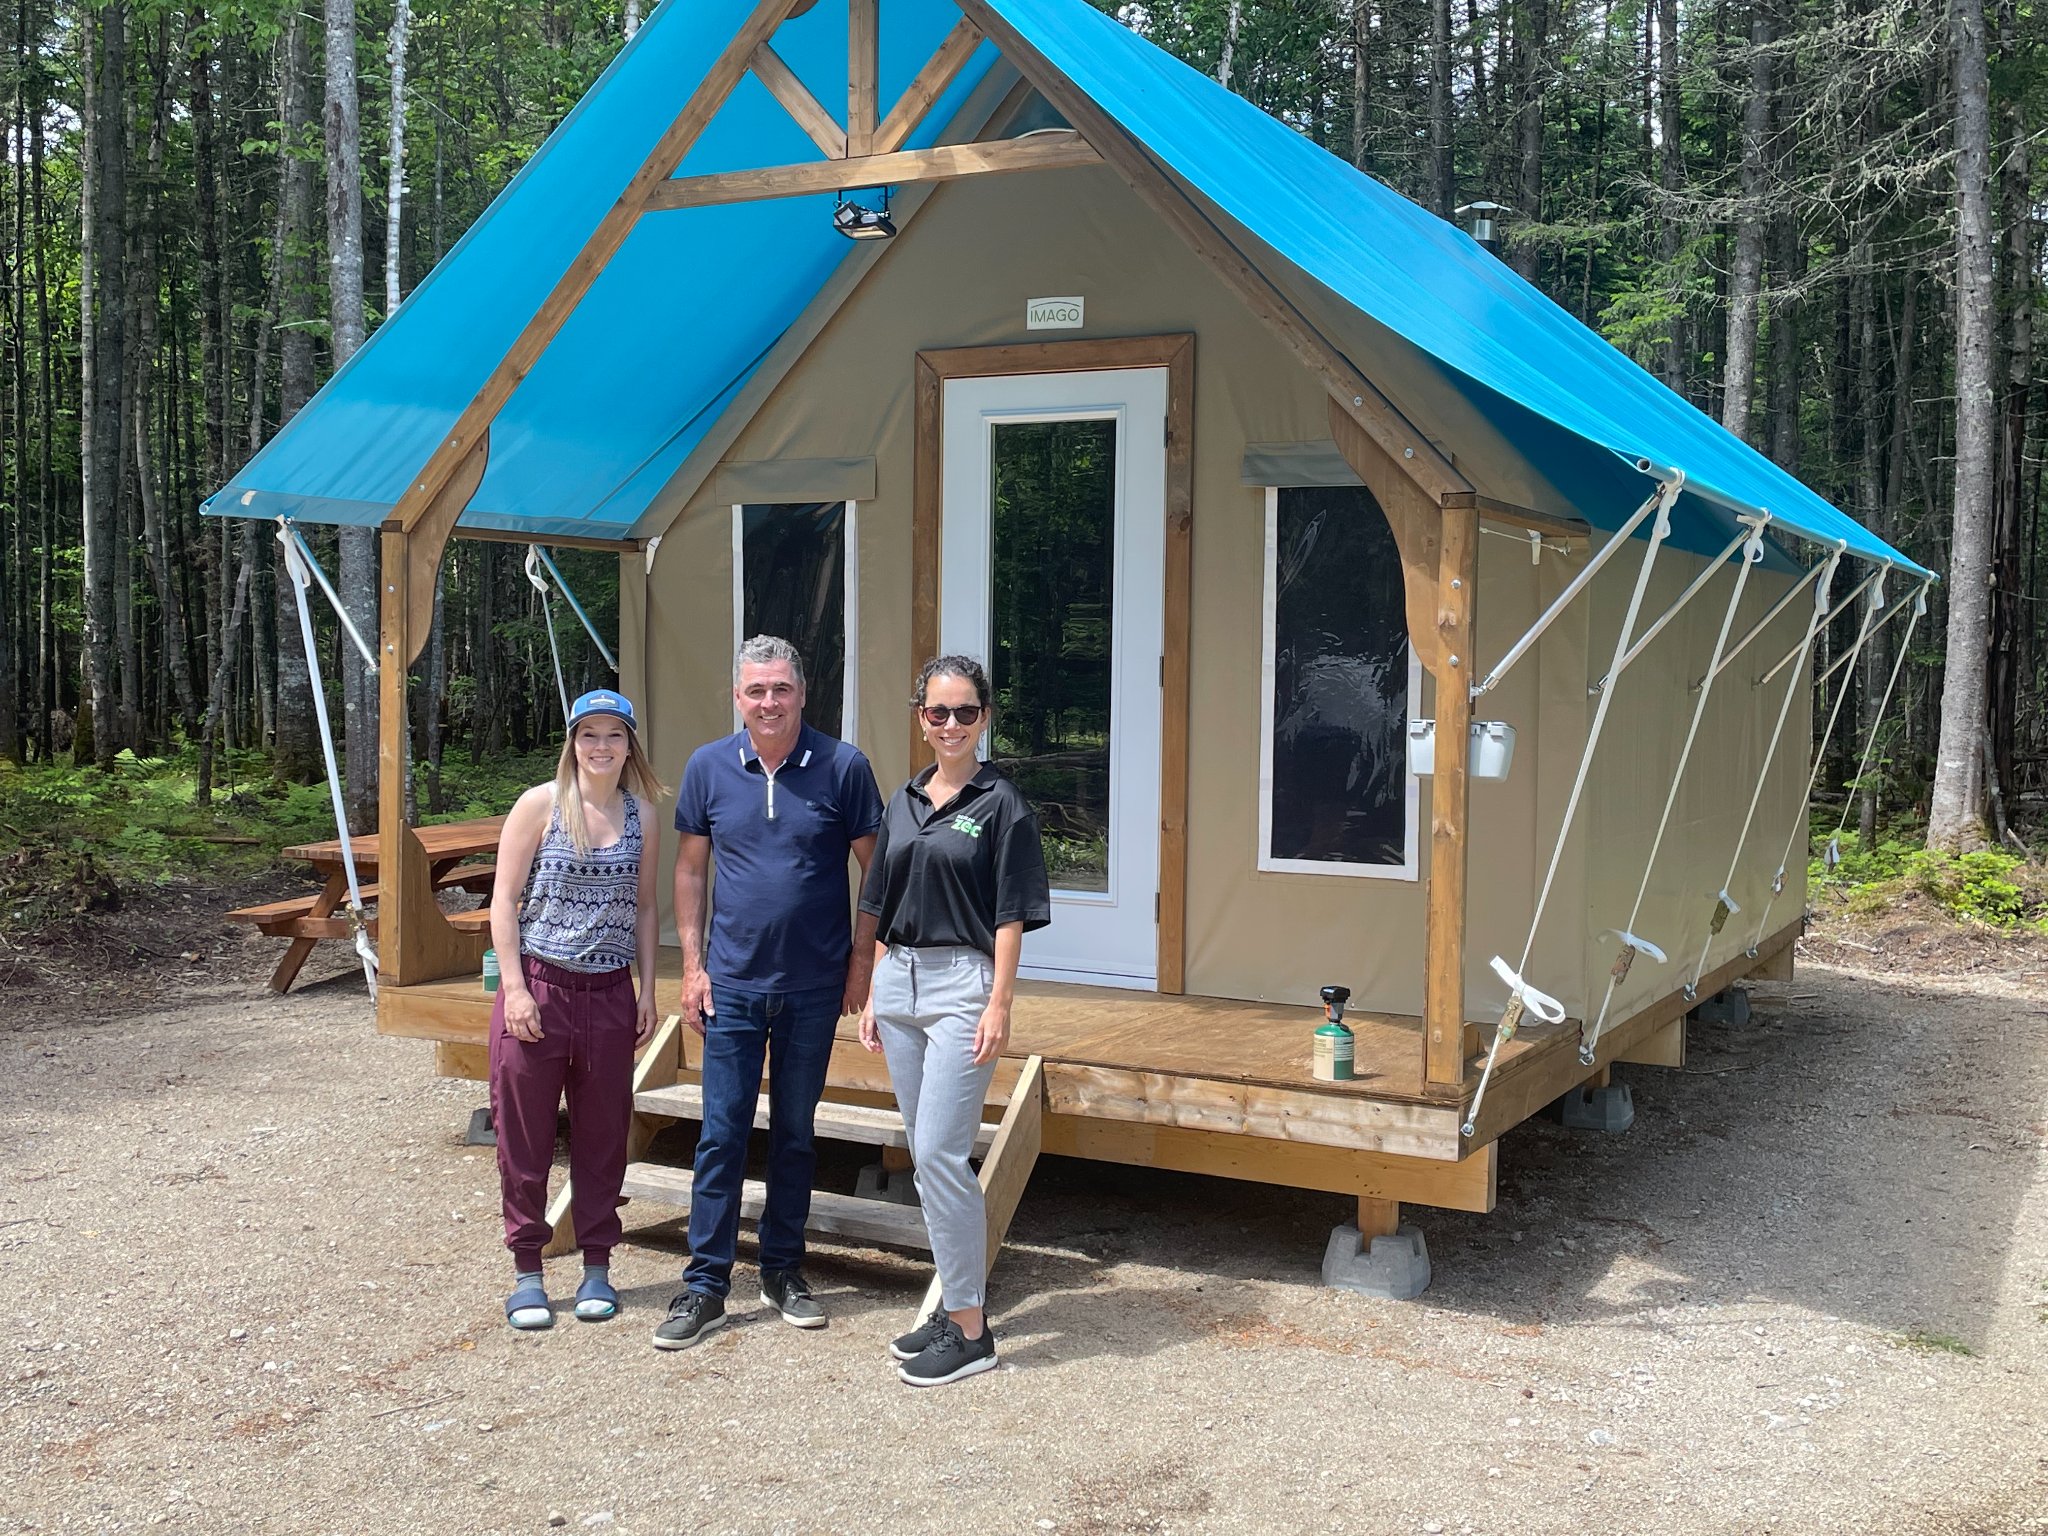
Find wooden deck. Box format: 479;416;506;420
372;919;1796;1214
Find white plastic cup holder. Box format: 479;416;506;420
1407;719;1517;781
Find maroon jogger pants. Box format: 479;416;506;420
488;955;637;1271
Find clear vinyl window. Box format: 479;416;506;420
732;501;858;741
1258;484;1419;879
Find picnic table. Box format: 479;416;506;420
227;815;507;992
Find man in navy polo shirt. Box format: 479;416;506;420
653;635;883;1351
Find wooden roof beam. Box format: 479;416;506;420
642;129;1101;212
383;0;802;534
847;0;878;155
873;17;983;156
955;0;1470;509
751;41;847;158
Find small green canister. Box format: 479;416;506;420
1314;983;1355;1082
481;948;501;993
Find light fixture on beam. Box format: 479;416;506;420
832;189;896;241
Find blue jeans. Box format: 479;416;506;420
683;982;843;1298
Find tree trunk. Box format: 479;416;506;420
1928;0;1997;849
1987;0;2030;817
1654;0;1687;397
196;559;250;804
273;7;320;783
385;0;411;316
1218;0;1241;90
1511;0;1550;282
131;28;200;740
1720;7;1771;443
624;0;641;36
1429;0;1453;218
1351;0;1370;171
325;0;377;826
78;0;127;767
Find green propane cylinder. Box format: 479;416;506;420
481;949;501;993
1315;983;1355;1081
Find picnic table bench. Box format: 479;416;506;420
227;815;506;992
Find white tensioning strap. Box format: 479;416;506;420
1822;579;1933;876
1681;543;1846;1000
524;545;573;726
1580;520;1767;1065
275;519;378;997
1463;476;1680;1140
1748;563;1893;952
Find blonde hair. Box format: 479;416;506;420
553;717;667;854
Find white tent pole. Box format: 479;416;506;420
1580;521;1766;1063
1754;565;1883;688
276;521;378;996
1695;554;1828;690
1746;565;1892;951
279;520;378;671
1823;580;1933;866
1812;580;1922;691
1680;545;1845;999
1463;474;1681;1140
525;545;573;726
1590;519;1760;694
1470;485;1664;699
532;543;620;672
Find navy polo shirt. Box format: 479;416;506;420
675;723;884;993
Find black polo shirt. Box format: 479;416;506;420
858;763;1052;955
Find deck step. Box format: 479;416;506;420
619;1162;931;1249
633;1082;995;1155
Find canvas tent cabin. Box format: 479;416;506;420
207;0;1933;1293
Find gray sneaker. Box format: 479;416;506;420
890;1305;949;1361
759;1270;826;1329
651;1290;726;1351
897;1318;998;1387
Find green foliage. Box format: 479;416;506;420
1815;825;2048;929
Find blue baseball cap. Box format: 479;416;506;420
567;689;637;732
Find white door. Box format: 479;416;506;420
940;368;1167;989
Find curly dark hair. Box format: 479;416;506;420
912;654;991;709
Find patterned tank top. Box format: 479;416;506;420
517;790;642;973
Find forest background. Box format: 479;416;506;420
0;0;2039;926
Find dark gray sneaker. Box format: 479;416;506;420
897;1319;997;1387
759;1270;827;1329
651;1290;726;1351
890;1306;949;1362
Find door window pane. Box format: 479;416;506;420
1269;485;1410;867
989;419;1116;893
740;502;846;739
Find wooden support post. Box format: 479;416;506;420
545;1014;684;1258
847;0;877;156
1586;1064;1612;1090
912;1055;1043;1325
1356;1197;1401;1241
1425;504;1479;1093
881;1144;914;1174
376;529;490;989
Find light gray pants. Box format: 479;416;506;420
873;943;999;1312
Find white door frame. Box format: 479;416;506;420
940;367;1168;989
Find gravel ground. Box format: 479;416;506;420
2;933;2044;1536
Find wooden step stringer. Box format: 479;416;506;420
911;1053;1043;1325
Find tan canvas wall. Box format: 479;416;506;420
638;160;1807;1027
1576;548;1812;1025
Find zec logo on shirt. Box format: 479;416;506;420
949;814;982;838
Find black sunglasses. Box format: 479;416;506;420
917;704;986;727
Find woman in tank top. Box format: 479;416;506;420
487;689;665;1330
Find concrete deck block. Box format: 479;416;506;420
854;1161;920;1206
1558;1080;1635;1134
1322;1222;1432;1300
464;1107;496;1147
1689;985;1753;1027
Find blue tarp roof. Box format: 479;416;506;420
204;0;1929;580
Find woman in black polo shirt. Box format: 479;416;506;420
858;655;1051;1387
